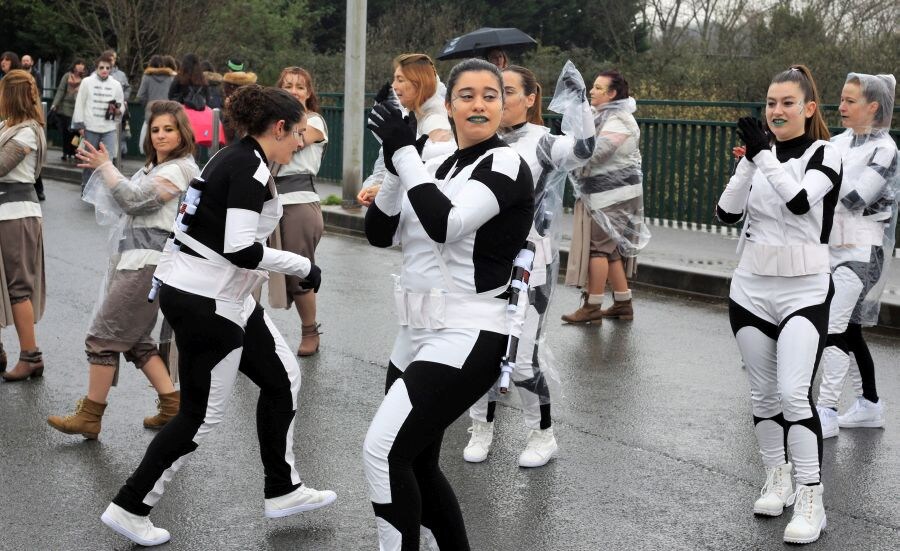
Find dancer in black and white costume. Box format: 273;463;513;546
464;62;595;467
100;86;335;547
363;59;533;550
717;66;841;545
815;72;898;437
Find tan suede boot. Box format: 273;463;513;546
561;293;603;324
2;348;44;381
47;396;107;439
600;299;634;320
298;323;322;357
143;391;181;429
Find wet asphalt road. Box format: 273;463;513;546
1;180;898;551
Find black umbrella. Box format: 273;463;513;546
436;27;538;61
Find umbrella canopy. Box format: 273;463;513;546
437;27;538;61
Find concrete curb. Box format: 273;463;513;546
46;164;899;330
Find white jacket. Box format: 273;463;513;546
71;73;124;134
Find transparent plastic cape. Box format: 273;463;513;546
82;157;198;343
572;97;650;257
831;125;899;326
846;73;895;130
487;61;596;406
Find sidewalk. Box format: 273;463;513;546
41;147;900;329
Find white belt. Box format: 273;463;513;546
153;230;269;302
393;283;509;334
738;242;830;276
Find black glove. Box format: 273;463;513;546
300;264;322;293
562;75;586;102
374;81;393;104
736;117;770;160
367;101;416;174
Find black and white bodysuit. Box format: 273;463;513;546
469;109;594;430
363;135;533;550
717;135;841;485
112;137;315;515
817;129;898;407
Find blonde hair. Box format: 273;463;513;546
0;70;44;126
393;53;437;112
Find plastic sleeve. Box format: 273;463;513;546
110;173;181;216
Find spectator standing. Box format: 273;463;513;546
71;53;124;190
0;70;48;381
20;55;43;97
168;53;209;111
1;52;22;79
104;50;132;157
201;60;224;109
220;71;257;142
136;55;176;153
50;59;86;162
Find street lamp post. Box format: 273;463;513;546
341;0;367;208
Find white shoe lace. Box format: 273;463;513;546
787;486;814;520
466;423;491;446
759;467;781;497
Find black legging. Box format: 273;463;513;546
55;113;78;157
364;330;506;550
846;322;879;403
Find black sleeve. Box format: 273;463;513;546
365;203;400;248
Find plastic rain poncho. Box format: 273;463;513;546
829;73;898;326
572;96;650;256
489;60;596;405
82;156;199;342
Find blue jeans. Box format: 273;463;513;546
81;129;118;187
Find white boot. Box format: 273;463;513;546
783;484;826;544
518;427;558;468
264;484;337;518
838;397;885;429
101;503;171;546
816;406;839;439
463;420;494;463
753;462;793;516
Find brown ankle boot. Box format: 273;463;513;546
47;396;107;439
561;293;603;324
298;323;321;357
601;299;634;320
143;390;181;429
2;348;44;381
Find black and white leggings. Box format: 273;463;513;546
363;326;505;551
818;246;883;408
728;269;832;485
469;281;553;430
113;285;303;516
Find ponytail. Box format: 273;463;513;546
771;65;830;141
503;65;543;125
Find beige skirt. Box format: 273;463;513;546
0;216;46;327
267;201;324;309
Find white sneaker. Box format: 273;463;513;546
518;427;558;468
753;462;793;516
838;397;885;429
783;484;826;544
100;502;171;546
463;420;494;463
264;484;337;518
816;406;839;439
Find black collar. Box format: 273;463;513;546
241;135;268;165
774;134;815;162
455;134;506;166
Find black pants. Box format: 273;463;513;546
56;114;77;157
363;329;505;550
113;285;303;515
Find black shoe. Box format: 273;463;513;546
61;155;68;162
37;192;46;201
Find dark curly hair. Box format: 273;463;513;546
225;84;305;137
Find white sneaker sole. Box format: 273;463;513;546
264;492;337;518
463;451;489;463
753;503;785;517
101;511;170;546
518;447;558;468
783;516;826;544
837;419;884;429
821;426;839;439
